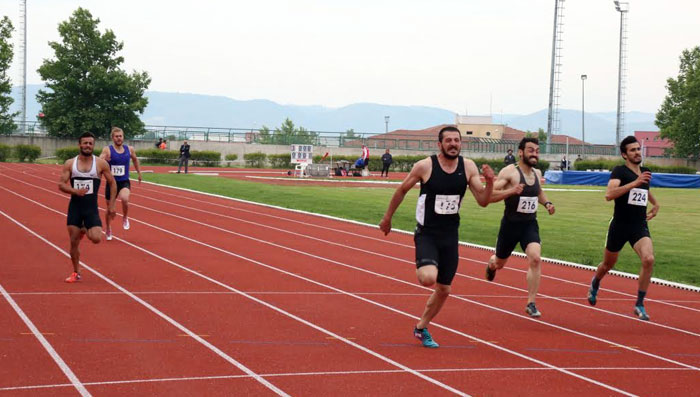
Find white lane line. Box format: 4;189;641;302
0;366;691;392
0;186;469;397
129;179;700;304
0;280;91;397
123;182;700;337
0;208;291;397
1;178;639;397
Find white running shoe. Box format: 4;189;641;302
106;229;113;241
123;218;130;230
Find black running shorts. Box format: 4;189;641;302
414;225;459;286
105;179;131;201
495;218;541;259
66;201;102;229
605;218;650;252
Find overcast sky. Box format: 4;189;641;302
1;0;698;115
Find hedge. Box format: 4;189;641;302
137;148;180;164
0;144;11;162
14;144;42;162
224;154;238;161
243;152;267;168
267;153;292;169
190;150;221;166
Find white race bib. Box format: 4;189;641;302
434;195;460;215
517;196;538;213
628;188;648;207
111;165;125;176
73;179;94;194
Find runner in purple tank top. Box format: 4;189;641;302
99;126;143;240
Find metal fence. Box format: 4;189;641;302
5;120;619;156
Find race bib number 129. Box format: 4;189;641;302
434;195;460;214
111;165;125;176
628;188;648;207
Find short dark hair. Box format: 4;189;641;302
518;137;539;150
78;132;95;143
620;135;638;154
438;126;461;142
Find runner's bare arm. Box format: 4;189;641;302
98;158;117;214
99;146;110;161
647;191;660;220
466;159;494;207
489;165;523;203
536;169;555;214
130;148;143;183
58;159;85;196
605;172;651;201
379;158;429;235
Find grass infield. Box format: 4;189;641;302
142;173;700;287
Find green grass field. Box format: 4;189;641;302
142;173;700;287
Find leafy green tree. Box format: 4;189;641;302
0;16;18;135
656;46;700;159
37;8;151;139
258;118;318;145
537;128;547;142
257;125;272;144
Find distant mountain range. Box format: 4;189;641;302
11;85;658;144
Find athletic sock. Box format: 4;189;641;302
636;290;647;307
591;277;601;290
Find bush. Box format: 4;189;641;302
138;148;180;164
56;147;80;162
0;144;11;162
190;150;221;166
225;154;238;161
244;152;267;168
267;153;292;168
14;144;42;162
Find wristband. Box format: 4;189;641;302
544;201;552;207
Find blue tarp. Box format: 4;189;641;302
545;170;700;188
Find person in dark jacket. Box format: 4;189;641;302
381;149;393;177
177;141;191;173
504;149;516;166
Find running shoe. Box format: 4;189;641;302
413;327;439;348
64;272;81;283
105;228;113;241
634;305;650;321
485;264;496;281
587;278;598;306
526;302;541;317
123;218;130;230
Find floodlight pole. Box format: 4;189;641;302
581;74;587;157
384;115;390;134
614;1;629;146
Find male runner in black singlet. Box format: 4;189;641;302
485;137;555;317
587;136;659;321
379;126;495;348
58;132;117;283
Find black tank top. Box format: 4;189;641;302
415;155;468;232
504;166;540;222
69;155;101;209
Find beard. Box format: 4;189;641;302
80;147;93;156
440;145;460;160
524;154;538;166
630;156;642;165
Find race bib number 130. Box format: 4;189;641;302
434;195;460;214
111;165;125;176
73;179;94;194
628;188;648;207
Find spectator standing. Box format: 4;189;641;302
159;139;167;150
178;140;191;174
155;138;163;148
504;149;516;166
560;156;568;171
381;149;393;178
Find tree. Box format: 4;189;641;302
0;16;18;135
37;8;151;139
537;128;547;143
656;46;700;159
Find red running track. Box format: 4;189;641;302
0;163;699;396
